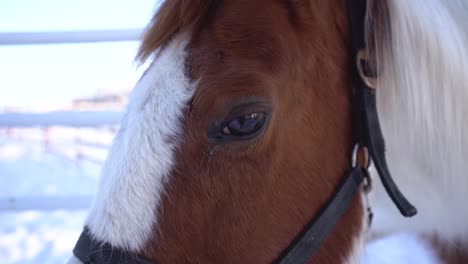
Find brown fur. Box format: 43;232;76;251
139;0;365;263
430;236;468;264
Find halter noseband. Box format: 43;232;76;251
72;0;417;263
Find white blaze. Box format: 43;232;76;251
85;34;194;251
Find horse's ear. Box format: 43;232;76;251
137;0;220;63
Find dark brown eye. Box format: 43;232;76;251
222;112;266;137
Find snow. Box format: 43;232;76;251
0;126;105;263
0;126;440;264
0;211;86;264
363;233;440;264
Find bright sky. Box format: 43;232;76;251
0;0;160;110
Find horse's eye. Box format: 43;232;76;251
222;112;266;137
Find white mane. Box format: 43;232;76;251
369;0;468;242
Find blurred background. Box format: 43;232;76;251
0;0;158;263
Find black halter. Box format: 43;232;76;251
72;0;417;263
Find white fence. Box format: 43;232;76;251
0;29;143;45
0;29;134;212
0;110;122;211
0;110;123;127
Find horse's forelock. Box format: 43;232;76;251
137;0;220;63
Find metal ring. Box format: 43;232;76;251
362;168;373;193
356;50;377;89
351;144;371;169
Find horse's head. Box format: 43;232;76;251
76;1;371;263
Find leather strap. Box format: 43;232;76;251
346;0;417;217
73;228;152;264
273;167;365;264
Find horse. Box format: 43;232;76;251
68;0;468;263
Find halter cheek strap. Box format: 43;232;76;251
73;228;153;264
347;0;417;217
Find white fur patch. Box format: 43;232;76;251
83;34;194;251
369;0;468;242
363;233;441;264
345;192;368;264
346;236;365;264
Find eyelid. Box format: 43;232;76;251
207;101;272;142
222;101;272;124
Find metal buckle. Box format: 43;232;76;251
352;144;374;228
351;143;370;169
351;144;373;194
356;50;377;89
362;164;373;194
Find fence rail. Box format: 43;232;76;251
0;29;143;45
0;29;131;212
0;196;93;211
0;110;123;127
